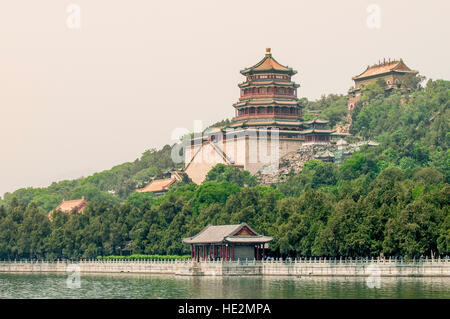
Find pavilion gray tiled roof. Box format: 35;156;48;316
182;223;273;244
225;236;273;243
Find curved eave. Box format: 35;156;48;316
303;119;329;125
233;99;301;108
352;69;418;81
240;54;296;75
225;236;273;243
299;129;334;135
241;68;296;75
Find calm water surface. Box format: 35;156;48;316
0;273;449;299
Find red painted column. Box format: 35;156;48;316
263;245;265;260
232;246;234;261
191;245;193;260
256;246;259;261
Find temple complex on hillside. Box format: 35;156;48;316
183;223;273;261
348;58;418;110
184;48;334;184
136;171;182;196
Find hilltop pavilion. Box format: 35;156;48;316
348;58;418;110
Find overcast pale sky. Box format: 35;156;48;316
0;0;449;197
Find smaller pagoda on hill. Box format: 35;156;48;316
348;58;418;110
301;118;333;144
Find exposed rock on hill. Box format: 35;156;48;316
257;143;337;184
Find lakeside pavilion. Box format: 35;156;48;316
182;223;273;261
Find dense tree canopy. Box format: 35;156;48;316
0;79;448;260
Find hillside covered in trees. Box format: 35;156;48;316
0;79;448;260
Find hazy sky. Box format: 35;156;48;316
0;0;449;197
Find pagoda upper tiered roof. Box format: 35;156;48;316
352;59;418;80
240;48;297;75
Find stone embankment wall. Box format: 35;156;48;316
1;258;449;277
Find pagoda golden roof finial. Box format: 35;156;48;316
265;48;271;56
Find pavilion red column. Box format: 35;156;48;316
256;245;259;261
191;245;193;260
232;246;234;261
262;245;265;260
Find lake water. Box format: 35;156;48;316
0;273;449;299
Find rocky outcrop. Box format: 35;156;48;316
257;143;337;184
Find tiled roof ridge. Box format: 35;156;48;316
353;58;417;80
240;48;295;74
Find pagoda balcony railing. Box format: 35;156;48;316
234;114;299;120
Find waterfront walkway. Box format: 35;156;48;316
0;257;449;277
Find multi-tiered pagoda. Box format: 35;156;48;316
230;48;303;139
184;49;334;184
